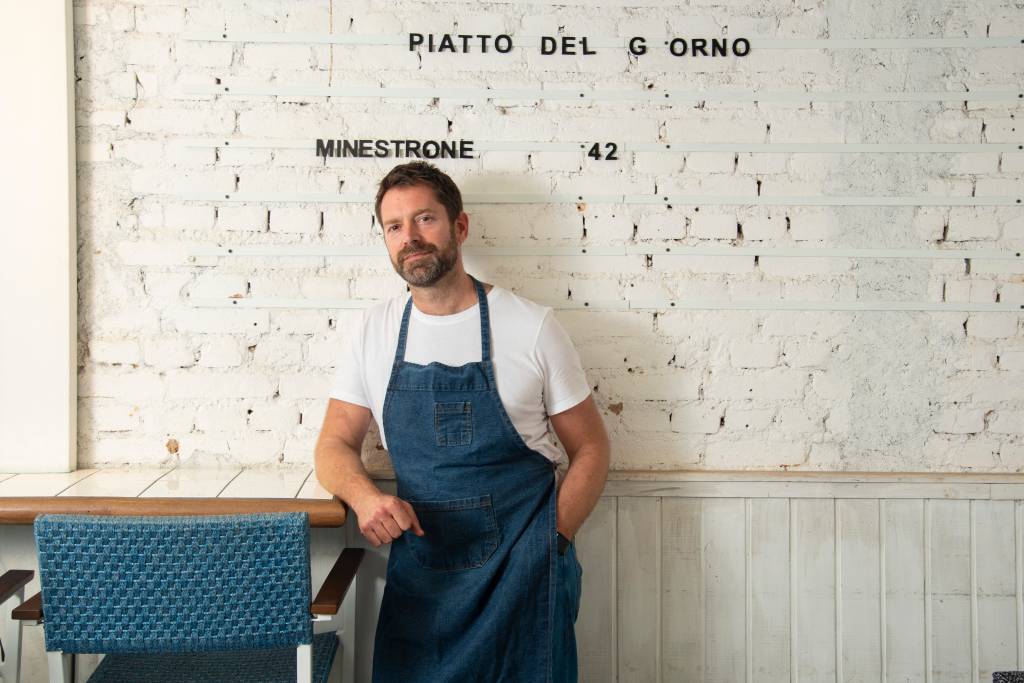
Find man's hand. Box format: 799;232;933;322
352;492;426;547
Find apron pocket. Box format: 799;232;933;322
406;495;499;571
434;401;473;447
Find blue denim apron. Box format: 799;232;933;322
371;275;580;682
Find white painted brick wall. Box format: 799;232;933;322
70;0;1024;474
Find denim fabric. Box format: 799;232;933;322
372;276;575;682
553;536;583;682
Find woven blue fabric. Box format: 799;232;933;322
34;513;313;655
87;631;338;683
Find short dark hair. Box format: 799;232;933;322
374;161;463;227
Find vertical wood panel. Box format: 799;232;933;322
750;498;791;682
662;498;704;682
925;500;933;683
884;499;926;682
618;496;660;682
1017;500;1023;671
931;500;972;683
577;489;1024;683
975;500;1017;680
795;499;836;683
577;496;617;683
837;499;882;683
703;498;746;683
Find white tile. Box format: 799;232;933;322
0;469;98;497
58;468;171;497
140;468;243;498
218;468;312;499
296;476;333;500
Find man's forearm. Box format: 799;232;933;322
314;437;383;510
555;445;610;540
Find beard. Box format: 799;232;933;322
392;228;459;287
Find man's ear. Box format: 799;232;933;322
455;211;470;243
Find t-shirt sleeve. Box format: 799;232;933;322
535;310;591;416
329;312;371;408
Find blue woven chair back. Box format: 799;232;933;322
34;512;313;654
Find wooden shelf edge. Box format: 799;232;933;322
0;497;347;527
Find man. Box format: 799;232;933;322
314;160;610;682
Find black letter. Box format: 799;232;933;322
460;140;474;158
581;37;596;55
562;37;577;55
628;36;647;56
440;140;457;158
669;38;687;56
541;36;556;55
342;140;359;157
438;34;455;52
711;38;727;56
422;140;440;158
495;34;512;53
458;34;472;52
375;140;389;157
692;38;708;56
358;140;372;157
409;33;423;51
733;38;751;56
406;140;422;157
315;139;335;157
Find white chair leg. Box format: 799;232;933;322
46;651;71;683
0;588;25;683
296;643;313;683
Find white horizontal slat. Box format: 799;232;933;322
601;480;998;499
992;485;1024;500
187;296;1023;313
218;468;313;499
58;468;173;497
633;245;1021;260
177;190;1021;207
0;469;97;497
626;194;1019;207
180;31;1020;50
140;468;243;498
182;82;1023;103
186;243;1021;261
629;299;1021;312
176;137;1022;154
188;297;630;310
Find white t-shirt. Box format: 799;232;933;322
330;285;591;485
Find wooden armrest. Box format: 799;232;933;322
0;569;33;603
12;592;42;621
311;547;364;616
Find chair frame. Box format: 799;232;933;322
11;540;363;683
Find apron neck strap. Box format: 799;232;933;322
393;274;492;364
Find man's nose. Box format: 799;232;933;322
400;221;423;245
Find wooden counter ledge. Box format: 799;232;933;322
0;496;347;527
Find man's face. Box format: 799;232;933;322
379;184;465;288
